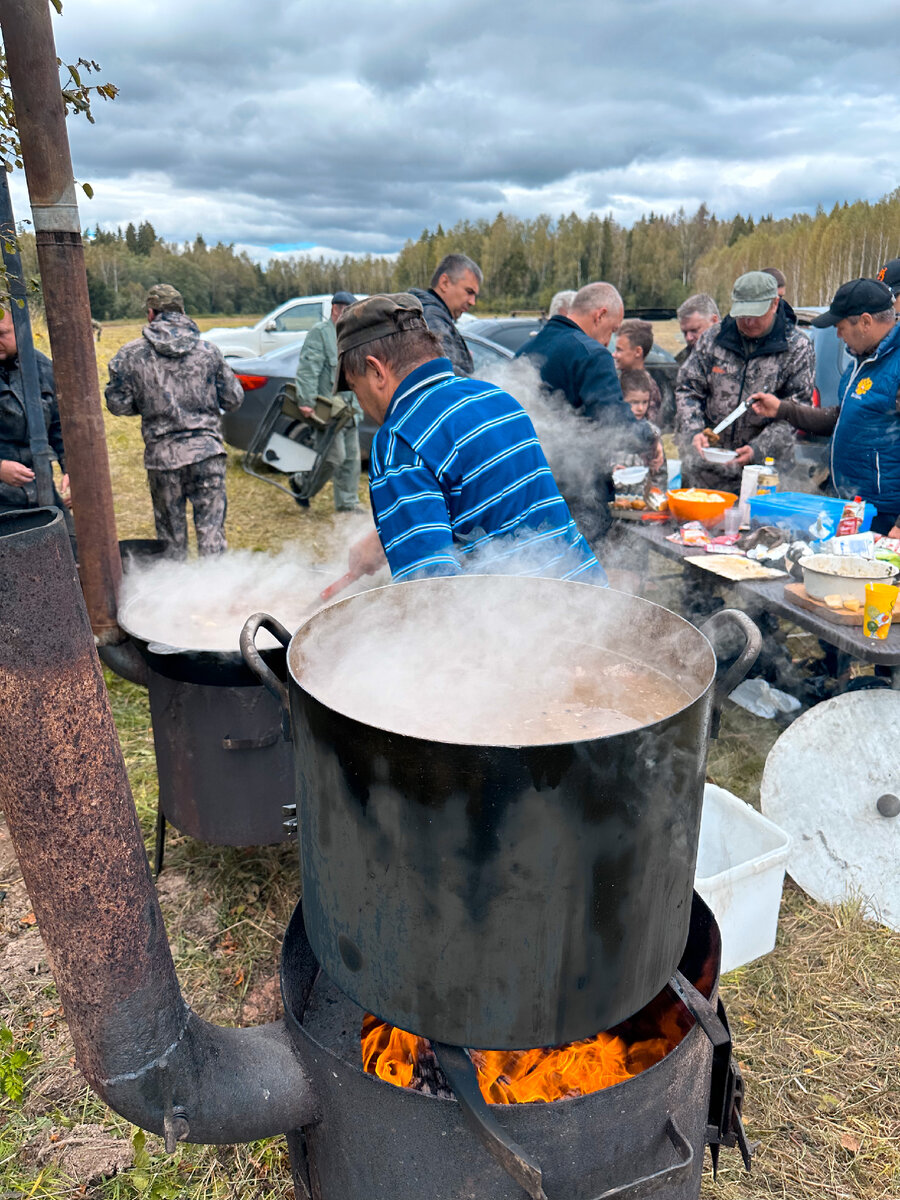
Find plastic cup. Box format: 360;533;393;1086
863;582;899;639
723;507;741;536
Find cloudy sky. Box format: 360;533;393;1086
11;0;900;263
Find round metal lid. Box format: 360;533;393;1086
760;690;900;931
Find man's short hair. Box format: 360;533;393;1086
616;319;653;358
677;293;720;321
430;253;483;289
548;290;576;317
569;282;623;316
761;267;786;289
844;308;896;327
619;368;654;397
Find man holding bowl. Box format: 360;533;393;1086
675;270;815;489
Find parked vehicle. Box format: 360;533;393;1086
202;294;365;360
463;316;679;426
223;331;514;460
788;307;854;486
793;307;852;408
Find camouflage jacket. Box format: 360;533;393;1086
408;288;473;375
106;313;243;470
675;309;815;486
0;350;65;508
294;318;362;424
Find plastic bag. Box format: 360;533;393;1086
728;678;802;720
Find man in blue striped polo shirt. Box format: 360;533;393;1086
336;293;607;586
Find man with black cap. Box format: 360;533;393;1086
752;278;900;538
876;258;900;315
676;269;814;489
106;283;244;557
290;290;362;512
333;293;605;584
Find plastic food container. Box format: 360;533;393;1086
667;488;737;527
798;553;899;603
694;784;791;973
701;447;738;464
748;491;876;534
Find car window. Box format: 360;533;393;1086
464;335;513;373
275;303;323;332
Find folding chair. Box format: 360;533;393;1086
241;382;353;502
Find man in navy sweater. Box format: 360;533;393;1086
514;282;658;540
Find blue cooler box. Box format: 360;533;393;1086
747;492;875;534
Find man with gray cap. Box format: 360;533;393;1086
290;290;362;512
676;270;814;489
333;293;605;585
106;283;243;558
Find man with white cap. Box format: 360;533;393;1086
675;269;815;489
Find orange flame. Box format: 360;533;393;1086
361;1013;684;1104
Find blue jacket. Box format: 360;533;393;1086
831;321;900;518
369;358;606;584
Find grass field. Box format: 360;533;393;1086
0;318;898;1199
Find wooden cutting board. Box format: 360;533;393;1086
684;554;787;582
784;581;900;625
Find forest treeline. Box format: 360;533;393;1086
19;189;900;320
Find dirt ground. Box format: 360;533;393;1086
0;318;898;1199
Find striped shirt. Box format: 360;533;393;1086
368;358;607;584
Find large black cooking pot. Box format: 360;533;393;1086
242;576;759;1049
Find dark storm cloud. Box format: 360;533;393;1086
44;0;900;259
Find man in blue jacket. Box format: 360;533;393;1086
752;278;900;537
335;293;606;586
514;281;657;540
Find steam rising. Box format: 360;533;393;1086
118;516;388;651
292;575;706;746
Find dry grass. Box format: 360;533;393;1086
0;321;898;1198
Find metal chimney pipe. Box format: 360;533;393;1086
0;0;122;643
0;509;319;1146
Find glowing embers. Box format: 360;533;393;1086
361;1010;686;1105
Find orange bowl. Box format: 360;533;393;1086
667;488;738;528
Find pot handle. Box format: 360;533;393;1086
699;608;762;735
591;1118;693;1198
239;612;291;718
433;1039;694;1200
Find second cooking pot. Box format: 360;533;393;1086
243;575;759;1049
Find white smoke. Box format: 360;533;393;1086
117;513;389;651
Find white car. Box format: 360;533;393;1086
201;294;365;359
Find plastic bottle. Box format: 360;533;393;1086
756;457;779;496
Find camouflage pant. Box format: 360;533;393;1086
147;454;227;559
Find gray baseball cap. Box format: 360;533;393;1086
730;271;778;318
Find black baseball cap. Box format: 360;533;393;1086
811;278;894;327
332;291;356;306
876;259;900;296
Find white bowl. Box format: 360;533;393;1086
798;554;899;603
702;447;738;464
612;465;649;487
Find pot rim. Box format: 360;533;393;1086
286;575;718;749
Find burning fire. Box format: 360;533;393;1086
361;1012;683;1104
